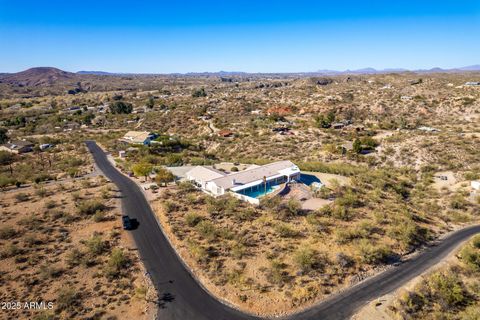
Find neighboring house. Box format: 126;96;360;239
472;180;480;191
39;143;54;151
418;126;440;133
119;131;156;145
0;140;34;154
218;130;233;138
186;160;301;204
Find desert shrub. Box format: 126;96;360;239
39;264;63;279
85;235;107;256
335;253;354;268
196;220;217;240
335;189;362;208
387;219;424;250
267;260;288;285
15;192;30;202
185;212;202;227
331;205;351;221
71;191;81;201
231;242;246;259
275;223;298;238
458;305;480;320
334;228;359;244
104;248;130;279
56;287;80;311
472;235;480;249
0;226;16;239
178;181;196;193
286;198;302;216
1;244;23;258
459;245;480;272
44;200;57;209
77;199;105;215
65;248;84;267
0;175;14;189
450;194;468;210
428;272;466;309
33;173;53;184
298;161;366;176
188;240;209;263
396;290;426;315
357;239;392;265
260;195;282;210
35;187;48;197
163;200;177;213
92;211;107;222
18;215;42;230
234;207;255;221
294;248;318;271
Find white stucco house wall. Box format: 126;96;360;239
186;160;301;204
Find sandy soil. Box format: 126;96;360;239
0;178;155;320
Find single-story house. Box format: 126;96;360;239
465;82;480;86
119;131;156;145
0;140;34;154
186;160;301;204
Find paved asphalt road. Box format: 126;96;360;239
86;141;480;320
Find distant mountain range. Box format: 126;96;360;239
314;65;480;75
1;66;479;88
75;65;480;76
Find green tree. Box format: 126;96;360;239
192;88;207;98
109;101;133;114
132;162;153;180
146;96;155;109
155;167;175;186
0;151;15;175
353;139;362;154
0;127;8;144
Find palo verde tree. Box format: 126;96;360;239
109;101;133;114
131;162;153;181
155;167;175;186
0;151;15;175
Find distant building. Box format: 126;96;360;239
119;131;156;145
0;140;34;154
218;130;234;138
401;95;412;101
418;126;440;133
472;181;480;191
465;82;480;86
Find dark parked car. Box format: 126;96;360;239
122;215;133;230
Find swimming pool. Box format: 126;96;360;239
236;184;280;198
299;174;321;186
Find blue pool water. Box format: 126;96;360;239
299;174;321;186
237;184;280;198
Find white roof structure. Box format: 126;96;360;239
120;131;152;144
186;166;226;182
472;180;480;190
210;160;299;190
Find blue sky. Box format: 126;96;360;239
0;0;479;73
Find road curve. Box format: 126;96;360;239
85;141;480;320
